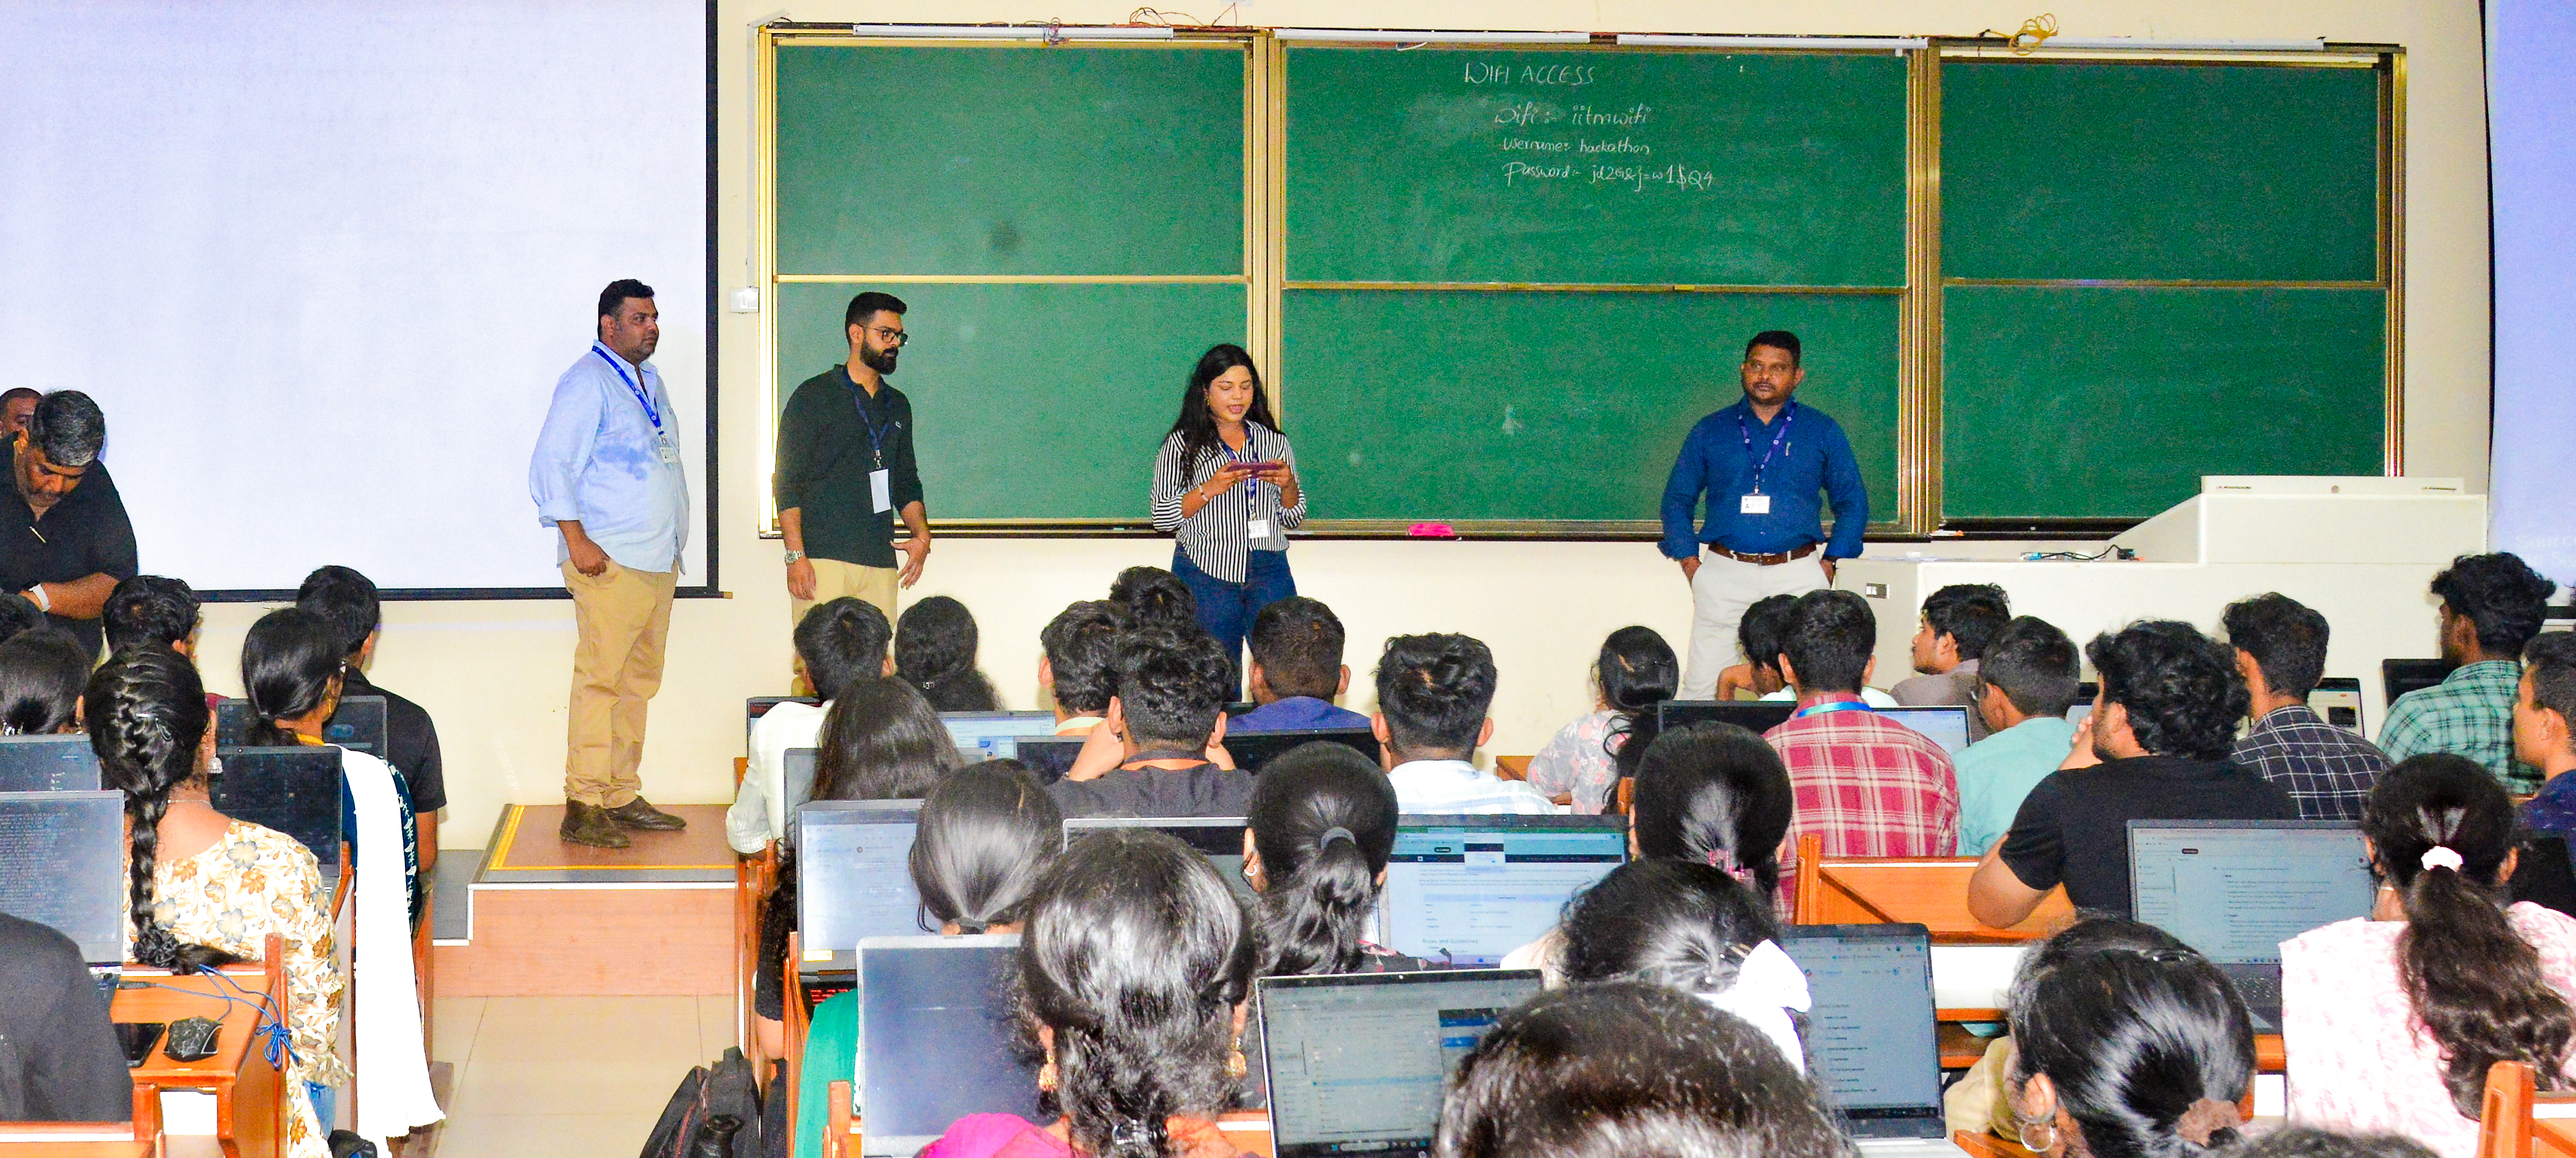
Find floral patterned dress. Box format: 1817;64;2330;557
1525;710;1626;815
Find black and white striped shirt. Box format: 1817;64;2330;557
1150;424;1306;584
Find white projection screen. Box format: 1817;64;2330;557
0;0;710;595
2489;0;2576;588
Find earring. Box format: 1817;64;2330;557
1039;1050;1058;1093
1225;1045;1248;1081
2014;1113;2059;1153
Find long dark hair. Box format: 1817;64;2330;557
909;760;1059;933
238;608;343;748
2008;918;2254;1158
2363;753;2576;1117
0;628;91;735
1164;343;1280;470
1020;829;1257;1158
812;677;962;802
1561;861;1778;993
1595;625;1679;779
1247;741;1399;976
87;647;236;972
895;595;1000;712
1628;723;1794;896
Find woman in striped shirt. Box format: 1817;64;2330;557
1150;344;1306;673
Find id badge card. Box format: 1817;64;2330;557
1248;518;1272;539
870;468;893;513
1740;493;1772;515
657;435;681;465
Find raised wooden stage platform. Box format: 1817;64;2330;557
432;804;734;999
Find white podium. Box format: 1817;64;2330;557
1842;477;2486;724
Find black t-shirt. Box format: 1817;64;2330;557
1047;755;1256;819
1997;755;2299;917
342;669;446;813
0;912;132;1122
0;435;139;657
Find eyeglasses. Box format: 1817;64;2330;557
868;326;911;348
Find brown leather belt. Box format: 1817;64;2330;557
1706;542;1819;566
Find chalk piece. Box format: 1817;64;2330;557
1407;523;1458;538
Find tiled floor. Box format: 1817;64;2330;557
430;994;737;1155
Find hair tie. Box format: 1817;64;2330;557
1318;826;1356;848
2421;846;2466;872
1706;846;1751;883
1107;1120;1158;1150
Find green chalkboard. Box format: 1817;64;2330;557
1285;48;1907;286
775;281;1246;520
1942;286;2385;519
774;44;1246;276
1942;60;2380;282
1284;290;1898;523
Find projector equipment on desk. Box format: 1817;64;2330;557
2022;546;2138;562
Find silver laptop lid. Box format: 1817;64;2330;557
1259;968;1542;1158
1778;923;1946;1141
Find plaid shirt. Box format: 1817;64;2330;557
1766;706;1959;906
2230;704;2391;821
2379;660;2537;794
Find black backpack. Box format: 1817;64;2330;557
641;1047;765;1158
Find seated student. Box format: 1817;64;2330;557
0;910;130;1122
1763;590;1959;876
1894;583;2010;743
1108;564;1200;634
1050;629;1252;819
1231;596;1369;732
1038;600;1126;736
1524;626;1676;815
1969;621;2296;926
2225;592;2391;821
91;647;345;1157
897;595;1001;712
1954;617;2081;856
241;607;420;921
2283;754;2576;1158
298;564;452;882
726;597;893;853
1434;981;1849;1158
1558;861;1809;1072
101;574;199;656
2380;552;2556;793
1375;633;1554;815
0;628;87;734
1726;593;1901;708
795;760;1061;1158
919;829;1258;1158
2516;633;2576;836
1244;741;1427;976
2004;918;2253;1158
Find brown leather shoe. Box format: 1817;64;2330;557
604;797;687;832
559;800;630;848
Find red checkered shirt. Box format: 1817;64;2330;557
1765;707;1961;907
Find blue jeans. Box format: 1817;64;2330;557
306;1082;333;1131
1174;547;1296;685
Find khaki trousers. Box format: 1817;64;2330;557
563;560;676;807
789;557;898;632
1679;550;1833;700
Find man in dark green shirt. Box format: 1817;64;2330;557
774;291;930;631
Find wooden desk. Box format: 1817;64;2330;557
113;968;286;1158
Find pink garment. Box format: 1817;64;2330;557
918;1115;1066;1158
2281;903;2576;1158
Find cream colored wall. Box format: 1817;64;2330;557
201;0;2486;851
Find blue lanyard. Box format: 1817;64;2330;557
847;375;889;469
1793;699;1872;719
592;345;662;433
1737;401;1795;495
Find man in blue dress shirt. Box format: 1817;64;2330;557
529;278;693;848
1659;330;1869;700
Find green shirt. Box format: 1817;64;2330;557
1954;715;2077;857
2378;659;2535;794
774;367;925;569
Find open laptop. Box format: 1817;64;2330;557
0;790;127;967
780;748;820;834
209;747;346;897
940;710;1058;763
2309;676;2365;735
1222;727;1380;772
2381;659;2452;710
1259;968;1543;1158
1378;815;1626;968
796;800;929;981
1878;706;1971;755
1778;924;1963;1156
856;935;1043;1157
1656;700;1796;735
0;734;103;792
215;695;388;757
1011;735;1083;784
2128;819;2374;1030
1063;817;1255;907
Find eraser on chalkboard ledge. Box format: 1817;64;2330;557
1407;523;1458;539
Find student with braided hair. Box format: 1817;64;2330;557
2283;753;2576;1156
89;646;343;1158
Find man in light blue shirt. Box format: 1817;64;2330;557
529;278;692;848
1953;616;2081;856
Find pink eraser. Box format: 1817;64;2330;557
1408;523;1457;538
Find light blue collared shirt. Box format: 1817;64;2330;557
528;342;690;573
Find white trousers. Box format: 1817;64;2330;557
1680;551;1834;700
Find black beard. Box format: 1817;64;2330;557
861;347;899;374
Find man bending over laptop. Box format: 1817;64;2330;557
1764;589;1958;904
1377;633;1555;815
1233;596;1369;731
1050;628;1252;818
2224;593;2389;821
1969;620;2294;926
726;597;891;852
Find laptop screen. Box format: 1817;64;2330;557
0;790;126;964
940;712;1058;763
210;747;346;886
1063;817;1254;908
1878;706;1971;755
858;935;1043;1156
1260;969;1542;1158
2309;677;2365;735
1222;728;1380;773
1012;736;1082;784
797;801;928;965
0;735;103;793
1656;700;1796;735
2129;821;2374;965
216;696;388;757
1379;816;1626;967
1778;924;1945;1137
